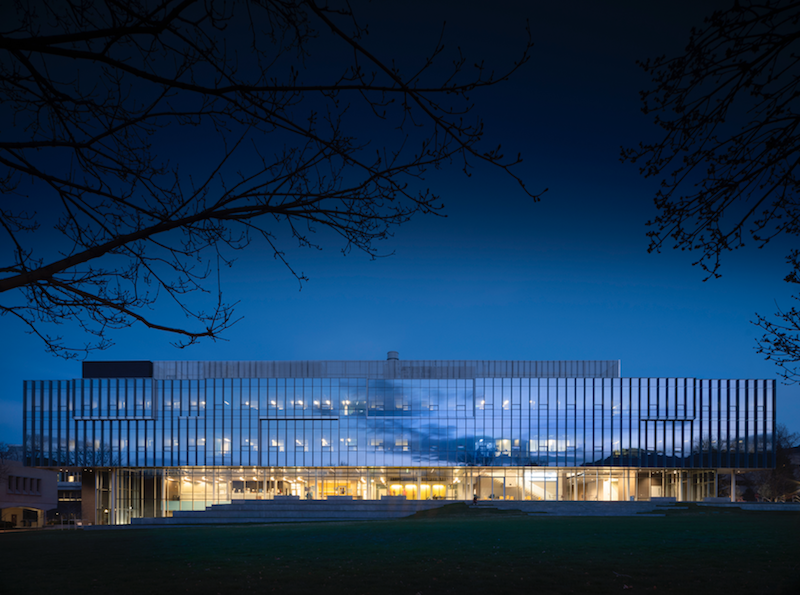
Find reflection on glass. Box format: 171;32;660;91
24;375;776;517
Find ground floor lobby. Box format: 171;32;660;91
62;466;755;524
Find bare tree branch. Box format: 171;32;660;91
0;0;539;358
623;0;800;380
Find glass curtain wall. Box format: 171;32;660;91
25;377;775;471
105;466;725;522
22;374;775;524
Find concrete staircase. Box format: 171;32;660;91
131;495;448;526
128;497;800;526
478;497;800;516
696;501;800;511
477;496;684;517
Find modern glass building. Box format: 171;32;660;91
23;356;776;524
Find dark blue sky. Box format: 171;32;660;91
2;0;799;443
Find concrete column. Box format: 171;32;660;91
109;470;117;525
730;472;736;502
470;468;475;501
162;473;167;516
81;469;96;525
582;470;586;501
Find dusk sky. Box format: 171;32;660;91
2;0;799;443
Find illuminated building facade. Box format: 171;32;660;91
23;356;776;524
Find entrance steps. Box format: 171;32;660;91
697;501;800;511
478;497;683;517
480;498;800;516
131;495;448;526
129;497;800;526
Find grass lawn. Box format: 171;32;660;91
1;504;798;594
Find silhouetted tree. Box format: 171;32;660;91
623;0;800;379
0;443;12;485
0;443;13;528
0;0;537;358
746;424;800;500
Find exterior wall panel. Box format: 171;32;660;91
150;359;622;380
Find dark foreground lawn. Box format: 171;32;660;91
1;504;798;595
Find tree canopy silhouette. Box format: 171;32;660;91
0;0;537;358
623;0;800;379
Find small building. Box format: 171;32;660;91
1;459;57;528
22;356;777;524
